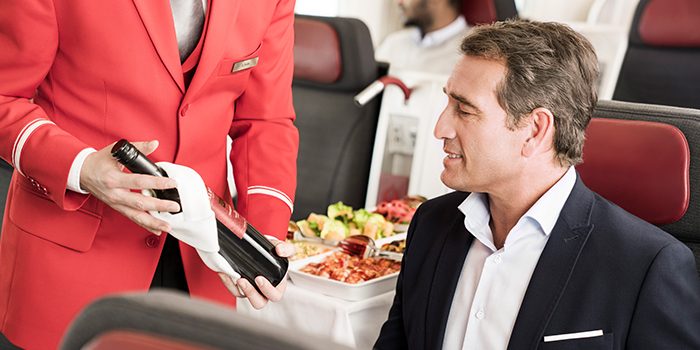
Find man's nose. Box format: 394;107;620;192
434;108;455;140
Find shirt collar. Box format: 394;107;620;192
411;16;468;48
521;166;577;235
458;167;577;249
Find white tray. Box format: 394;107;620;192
375;232;407;247
288;233;406;301
289;261;398;301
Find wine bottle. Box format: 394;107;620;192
111;139;288;291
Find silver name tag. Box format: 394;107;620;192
232;57;259;73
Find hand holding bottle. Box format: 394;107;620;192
110;139;292;307
218;238;295;309
80;140;181;235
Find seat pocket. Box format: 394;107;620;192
9;178;103;252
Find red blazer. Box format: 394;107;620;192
0;0;298;348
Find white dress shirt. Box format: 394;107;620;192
375;16;469;75
442;167;577;350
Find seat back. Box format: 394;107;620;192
60;291;350;350
613;0;700;108
292;15;384;219
462;0;518;26
583;100;700;272
0;160;12;232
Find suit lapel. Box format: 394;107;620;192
425;214;474;349
184;0;240;103
507;176;596;350
132;0;185;92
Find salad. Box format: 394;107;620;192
296;202;395;241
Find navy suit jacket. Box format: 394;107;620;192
375;176;700;349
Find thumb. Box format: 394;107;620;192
132;140;159;156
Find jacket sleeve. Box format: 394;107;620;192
374;211;418;349
0;0;91;210
229;0;298;240
626;242;700;348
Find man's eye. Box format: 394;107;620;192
455;105;472;116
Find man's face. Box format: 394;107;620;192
434;55;530;194
397;0;432;30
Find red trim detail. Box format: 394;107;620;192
379;76;412;102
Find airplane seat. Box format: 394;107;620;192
613;0;700;109
580;100;700;273
292;15;385;220
60;290;349;350
462;0;518;25
0;160;12;233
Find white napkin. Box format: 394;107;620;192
146;162;241;280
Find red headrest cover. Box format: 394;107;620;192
638;0;700;47
462;0;497;25
578;118;690;225
293;18;342;83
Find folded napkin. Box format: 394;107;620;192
145;162;241;280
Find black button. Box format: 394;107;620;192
145;236;160;248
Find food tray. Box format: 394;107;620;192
288;253;399;301
375;232;407;247
288;234;406;301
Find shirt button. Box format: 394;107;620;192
475;310;485;320
145;236;160;248
494;255;503;264
180;104;190;117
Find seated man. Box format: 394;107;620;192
375;19;700;349
376;0;469;74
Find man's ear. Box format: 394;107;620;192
522;107;555;158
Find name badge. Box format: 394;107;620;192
232;57;259;73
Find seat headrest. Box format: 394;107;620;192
578;118;690;225
462;0;518;26
462;0;497;25
633;0;700;47
293;15;378;92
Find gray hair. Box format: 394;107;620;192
460;19;599;166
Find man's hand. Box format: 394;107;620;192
218;239;296;309
80;140;181;235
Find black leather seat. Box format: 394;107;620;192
60;290;350;350
292;15;385;220
613;0;700;109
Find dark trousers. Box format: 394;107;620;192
150;234;189;293
0;333;20;350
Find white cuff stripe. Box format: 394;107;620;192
13;119;55;176
247;188;294;213
248;185;293;203
12;118;43;168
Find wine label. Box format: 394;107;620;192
207;188;247;239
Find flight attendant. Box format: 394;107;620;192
0;0;298;348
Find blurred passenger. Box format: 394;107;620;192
375;19;700;349
376;0;469;74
